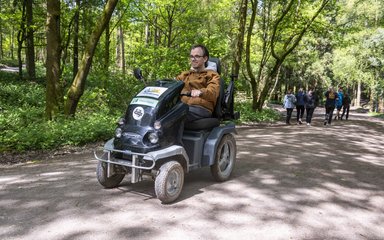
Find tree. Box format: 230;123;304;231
64;0;119;116
232;0;248;77
17;0;26;79
243;0;331;110
45;0;62;120
73;0;80;79
25;0;36;80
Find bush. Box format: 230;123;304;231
0;70;121;153
0;109;119;152
235;101;281;123
369;112;384;119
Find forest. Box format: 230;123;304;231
0;0;383;153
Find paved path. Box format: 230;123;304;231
1;110;384;240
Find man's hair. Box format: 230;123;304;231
191;44;209;67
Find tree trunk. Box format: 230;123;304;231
104;22;110;72
117;24;125;74
120;26;125;75
356;80;361;107
232;0;248;76
245;0;259;110
26;0;36;81
64;0;119;116
45;0;62;120
17;0;26;80
0;1;3;59
0;30;3;59
11;27;15;59
73;0;80;80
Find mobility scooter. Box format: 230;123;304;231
95;58;239;203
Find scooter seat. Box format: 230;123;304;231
184;118;220;130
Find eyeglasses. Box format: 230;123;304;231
189;55;204;60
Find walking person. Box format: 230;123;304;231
324;87;338;126
304;90;317;126
295;88;305;124
341;92;351;120
283;89;296;125
334;87;343;120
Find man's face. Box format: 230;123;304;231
190;47;207;70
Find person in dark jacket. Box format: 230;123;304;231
341;92;351;120
304;90;317;126
295;88;305;124
324;87;338;126
334;87;343;120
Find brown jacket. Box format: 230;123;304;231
176;69;220;112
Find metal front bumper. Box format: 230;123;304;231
94;139;189;183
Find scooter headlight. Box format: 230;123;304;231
115;127;122;138
154;120;161;130
148;132;159;144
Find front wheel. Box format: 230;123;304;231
210;134;236;182
96;161;125;188
155;161;184;204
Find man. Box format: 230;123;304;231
341;92;351;120
324;86;338;126
176;44;220;123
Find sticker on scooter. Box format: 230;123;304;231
130;97;158;108
133;106;145;120
137;87;167;99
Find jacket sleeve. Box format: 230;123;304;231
200;71;220;104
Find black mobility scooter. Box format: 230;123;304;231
95;58;239;203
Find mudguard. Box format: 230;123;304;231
201;122;237;166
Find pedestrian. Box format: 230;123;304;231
304;90;317;126
341;92;351;120
334;87;343;120
324;86;338;126
283;89;296;125
295;88;305;124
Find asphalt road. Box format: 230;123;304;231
1;109;384;240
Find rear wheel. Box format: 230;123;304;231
210;134;236;182
96;161;125;188
155;161;184;204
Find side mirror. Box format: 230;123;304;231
133;68;143;80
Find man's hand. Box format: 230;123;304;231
191;89;202;97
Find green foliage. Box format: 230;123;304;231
0;71;120;153
82;70;143;113
235;101;281;123
370;112;384;119
0;110;118;152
